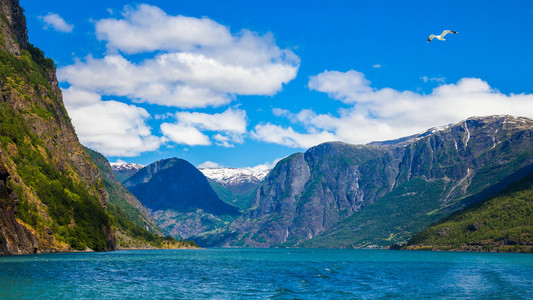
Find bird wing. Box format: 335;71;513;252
441;30;458;37
428;34;436;42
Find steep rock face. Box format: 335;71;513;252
0;0;27;55
220;153;311;246
0;163;39;254
0;0;105;202
201;116;533;247
0;0;114;254
123;158;240;239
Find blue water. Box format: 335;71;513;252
0;249;532;299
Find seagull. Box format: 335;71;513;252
428;30;458;43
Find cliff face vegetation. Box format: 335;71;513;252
0;0;114;254
404;172;533;252
85;147;189;249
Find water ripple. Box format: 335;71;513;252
0;249;531;299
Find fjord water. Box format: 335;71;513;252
0;249;531;299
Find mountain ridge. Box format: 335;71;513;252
195;115;533;248
123;158;240;239
124;158;240;215
200;167;269;194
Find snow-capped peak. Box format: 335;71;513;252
200;167;269;188
110;162;145;172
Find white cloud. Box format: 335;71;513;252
372;64;382;68
56;4;300;156
176;109;247;133
61;86;100;108
252;123;337;148
95;4;231;54
272;108;292;118
40;13;73;33
256;70;533;148
198;161;223;169
160;123;211;146
246;157;283;172
308;70;372;104
62;87;160;156
58;4;299;109
161;108;247;147
212;134;233;148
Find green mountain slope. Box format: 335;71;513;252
0;0;197;254
85;148;198;249
207;178;255;211
403;172;533;252
0;0;115;254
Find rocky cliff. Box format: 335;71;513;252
0;0;114;254
197;116;533;247
0;0;27;55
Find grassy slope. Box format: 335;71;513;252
207;178;255;211
404;172;533;253
85;147;199;249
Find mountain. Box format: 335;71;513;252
0;0;194;254
123;158;240;239
196;116;533;247
85;148;199;249
403;172;533;252
0;0;114;254
200;167;269;194
111;162;145;183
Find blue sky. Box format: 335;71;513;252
20;0;533;168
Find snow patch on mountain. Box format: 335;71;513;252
110;162;145;172
200;167;269;187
